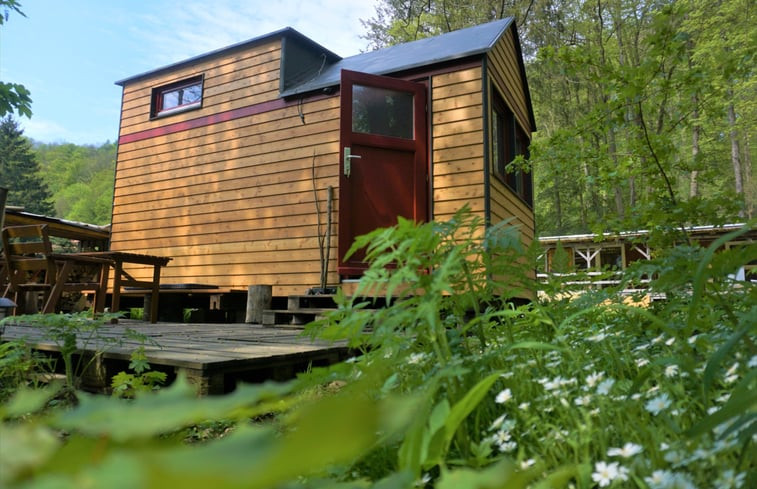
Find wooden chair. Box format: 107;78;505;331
1;224;112;315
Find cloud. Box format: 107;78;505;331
125;0;377;70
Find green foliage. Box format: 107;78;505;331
0;116;53;215
0;1;32;119
1;311;123;395
1;212;755;488
0;339;50;402
33;141;116;224
0;82;32;119
110;346;167;398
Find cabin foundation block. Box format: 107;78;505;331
179;367;225;396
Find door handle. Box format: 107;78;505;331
343;147;361;178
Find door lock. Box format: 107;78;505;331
343;147;361;178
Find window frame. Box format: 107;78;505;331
490;86;533;208
150;75;204;119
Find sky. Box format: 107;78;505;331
0;0;378;145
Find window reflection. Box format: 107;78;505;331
352;85;413;139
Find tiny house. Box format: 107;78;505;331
111;18;536;297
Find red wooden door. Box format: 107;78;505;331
338;69;428;275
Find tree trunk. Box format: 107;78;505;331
727;100;743;195
690;100;700;198
553;174;563;232
607;128;625;220
744;136;753;218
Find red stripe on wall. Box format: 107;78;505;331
118;97;294;145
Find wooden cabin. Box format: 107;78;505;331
111;19;536;298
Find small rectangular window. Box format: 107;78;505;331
151;75;203;118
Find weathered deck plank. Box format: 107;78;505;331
1;320;347;394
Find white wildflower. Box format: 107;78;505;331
724;374;739;384
518;401;530;410
543;378;562;391
645;393;672;416
607;442;643;458
415;472;432;487
644;470;674;488
585;371;604;389
748;355;757;368
520;458;536;469
588;332;607;342
715;470;746;489
725;362;739;376
664;364;679;378
663;449;687;467
492;430;511;444
498;441;517;453
591;461;621;487
636;357;651;368
668;472;696;489
665;337;675;346
574;394;592;406
651;334;665;344
489;414;507;430
408;352;426;364
495;388;513;404
596;378;615;395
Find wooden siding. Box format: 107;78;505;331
486;27;536;288
111;38;342;296
431;67;486;223
486;27;535;246
486;28;532;133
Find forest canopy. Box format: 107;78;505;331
363;0;755;239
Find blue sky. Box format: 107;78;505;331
0;0;377;145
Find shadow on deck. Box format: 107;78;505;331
0;320;349;395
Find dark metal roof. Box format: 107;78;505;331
280;18;515;97
115;27;341;87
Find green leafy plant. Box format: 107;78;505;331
110;346;167;398
2;311;122;398
0;339;50;402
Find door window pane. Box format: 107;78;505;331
352;85;414;139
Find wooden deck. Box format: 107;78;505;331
0;321;348;395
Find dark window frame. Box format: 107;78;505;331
490;87;533;208
150;75;204;119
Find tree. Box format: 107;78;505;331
0;116;53;214
362;0;751;239
0;0;32;118
33;141;116;224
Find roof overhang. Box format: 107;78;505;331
115;27;340;87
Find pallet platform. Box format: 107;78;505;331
1;320;348;395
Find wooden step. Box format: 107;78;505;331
261;309;330;327
287;294;338;311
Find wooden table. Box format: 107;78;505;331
82;252;171;323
